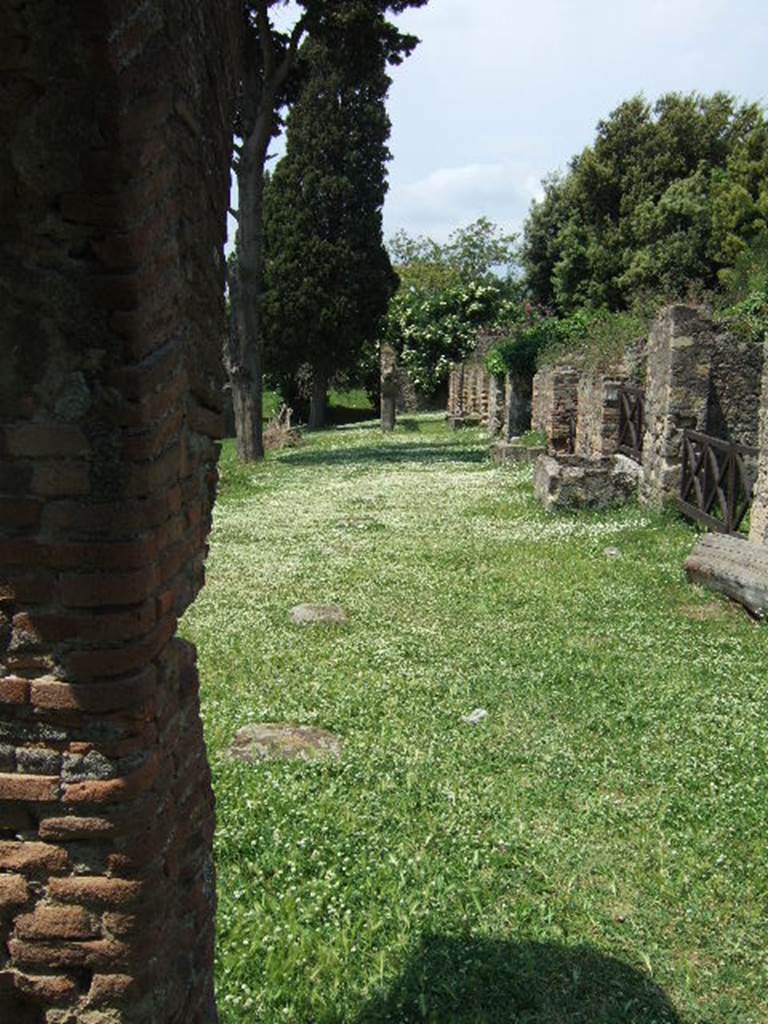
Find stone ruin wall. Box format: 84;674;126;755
574;372;628;459
0;3;237;1021
446;334;500;427
530;309;763;507
706;332;764;448
447;362;494;426
641;305;765;507
531;366;580;452
749;337;768;545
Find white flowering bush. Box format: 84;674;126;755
384;280;519;394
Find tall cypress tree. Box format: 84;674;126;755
263;9;407;428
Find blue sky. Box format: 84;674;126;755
383;0;768;242
230;1;767;251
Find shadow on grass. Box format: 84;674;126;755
282;442;486;468
354;935;680;1024
326;404;378;426
398;418;422;433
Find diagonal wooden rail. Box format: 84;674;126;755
677;429;758;536
617;385;645;462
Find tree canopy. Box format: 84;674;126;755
230;0;428;456
522;92;768;313
388;217;519;292
382;220;523;395
263;4;425;425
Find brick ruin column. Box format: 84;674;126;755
502;372;533;440
575;371;629;458
486;374;506;437
749;337;768;545
640;305;713;507
0;3;237;1021
531;367;580;453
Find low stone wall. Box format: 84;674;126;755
534;454;641;511
491;441;546;466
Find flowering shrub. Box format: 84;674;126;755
383;279;519;393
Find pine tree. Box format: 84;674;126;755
263;10;410;429
230;0;426;458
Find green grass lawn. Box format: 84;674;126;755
263;388;376;427
181;416;768;1024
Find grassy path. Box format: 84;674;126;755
181;417;767;1024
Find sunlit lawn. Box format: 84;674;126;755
181;416;767;1024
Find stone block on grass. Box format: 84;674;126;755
684;533;768;619
534;454;641;512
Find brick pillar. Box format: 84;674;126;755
546;369;580;453
487;375;505;437
575;372;628;458
640;305;713;507
0;3;237;1021
447;365;459;418
749;337;768;545
503;372;533;440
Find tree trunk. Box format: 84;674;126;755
380;342;397;432
308;370;328;430
230;9;307;462
226;258;263;460
231;129;270;461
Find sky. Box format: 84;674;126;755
382;0;768;243
230;1;768;251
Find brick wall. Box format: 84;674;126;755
575;372;628;459
531;366;580;452
0;3;237;1021
446;335;501;427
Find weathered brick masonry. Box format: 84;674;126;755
1;3;237;1021
531;366;579;453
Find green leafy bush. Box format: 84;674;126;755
384;280;519;393
717;235;768;341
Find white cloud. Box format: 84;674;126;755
383;0;768;241
385;161;542;241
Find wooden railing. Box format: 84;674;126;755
617;385;645;462
677;430;758;536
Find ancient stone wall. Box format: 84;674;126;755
706;333;764;447
575;372;628;459
749;338;768;545
393;367;444;414
640;306;712;506
0;3;237;1021
531;366;580;452
640;306;764;507
447;360;494;427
